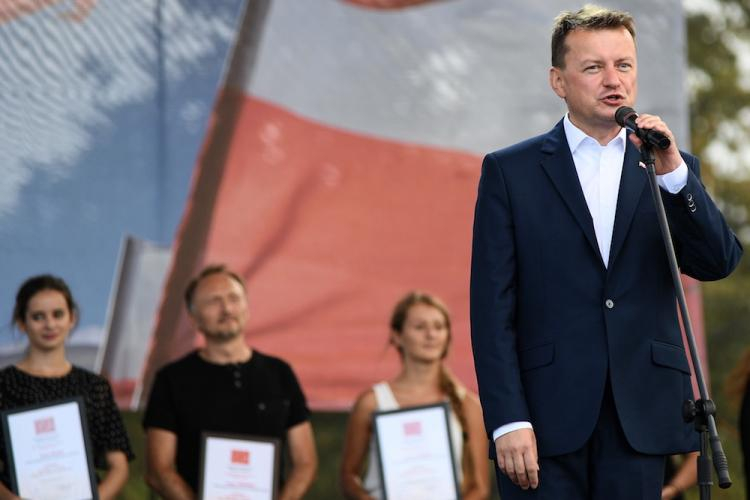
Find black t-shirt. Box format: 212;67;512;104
0;365;135;487
142;350;310;492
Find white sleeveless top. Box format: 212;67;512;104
362;381;465;499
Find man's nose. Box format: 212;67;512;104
602;65;620;86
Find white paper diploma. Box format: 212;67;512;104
3;398;97;500
199;433;279;500
374;403;460;500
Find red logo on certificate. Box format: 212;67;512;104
231;449;250;465
403;421;422;436
34;417;55;435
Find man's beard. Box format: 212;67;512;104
203;330;239;341
203;329;241;341
201;318;243;341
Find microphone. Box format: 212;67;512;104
615;106;671;150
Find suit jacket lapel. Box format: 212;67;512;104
540;120;603;268
608;137;648;268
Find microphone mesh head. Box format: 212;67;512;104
615;106;636;126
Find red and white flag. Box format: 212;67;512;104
34;417;56;435
403;421;422;437
231;449;250;465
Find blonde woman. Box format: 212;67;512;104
340;291;489;499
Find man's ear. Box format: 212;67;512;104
549;66;566;99
186;309;200;330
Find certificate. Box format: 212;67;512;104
373;402;460;500
199;432;280;500
1;397;98;500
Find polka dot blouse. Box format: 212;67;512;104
0;365;134;478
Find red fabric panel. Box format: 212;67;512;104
151;93;481;409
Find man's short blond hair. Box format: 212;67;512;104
551;4;635;68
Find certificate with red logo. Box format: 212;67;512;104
1;397;98;500
373;403;460;500
199;432;280;500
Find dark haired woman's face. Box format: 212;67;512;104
18;290;75;352
392;303;450;362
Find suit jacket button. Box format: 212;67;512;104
605;299;614;309
687;193;694;202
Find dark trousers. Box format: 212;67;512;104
495;381;666;499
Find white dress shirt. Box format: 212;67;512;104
492;115;688;443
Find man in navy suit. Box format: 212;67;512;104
470;5;742;499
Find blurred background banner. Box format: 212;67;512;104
136;0;702;410
0;0;704;411
5;1;750;497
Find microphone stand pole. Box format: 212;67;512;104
639;143;731;499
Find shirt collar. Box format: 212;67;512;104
563;114;626;153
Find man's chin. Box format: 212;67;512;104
204;330;242;341
593;111;622;130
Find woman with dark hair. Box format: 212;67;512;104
340;291;489;499
0;274;133;500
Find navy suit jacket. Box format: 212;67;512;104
470;119;742;457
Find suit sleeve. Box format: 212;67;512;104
470;153;529;438
662;154;742;280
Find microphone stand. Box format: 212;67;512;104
639;143;731;499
